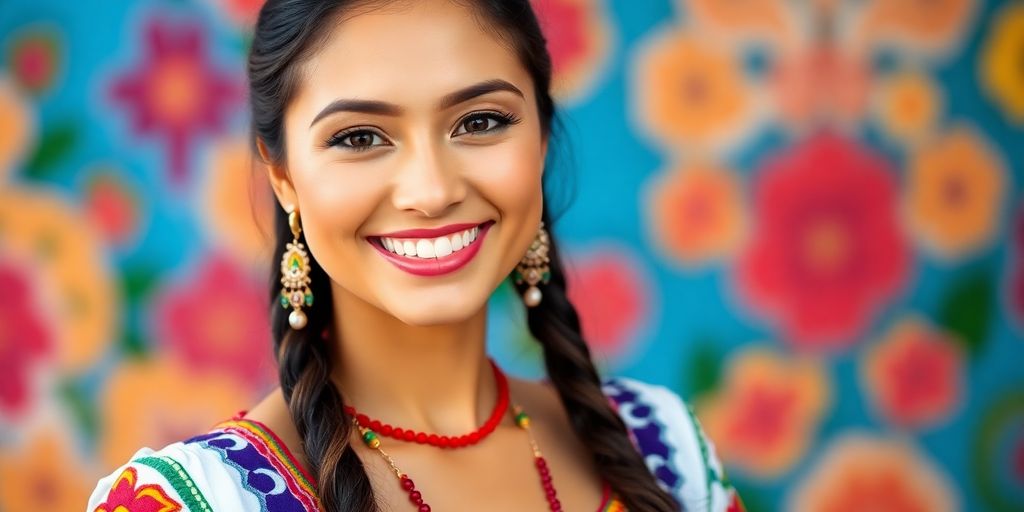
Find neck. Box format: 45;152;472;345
328;285;498;436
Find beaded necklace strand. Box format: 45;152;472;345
355;404;563;511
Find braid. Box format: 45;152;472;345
519;210;681;512
270;207;378;511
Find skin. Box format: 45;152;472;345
248;1;605;510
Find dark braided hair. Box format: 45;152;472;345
251;1;680;510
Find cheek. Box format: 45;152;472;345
289;161;387;278
461;137;545;215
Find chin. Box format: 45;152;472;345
384;291;489;327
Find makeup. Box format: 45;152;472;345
369;221;494;276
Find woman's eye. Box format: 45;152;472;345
453;112;520;137
326;129;389;151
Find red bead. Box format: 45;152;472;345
409;490;422;503
535;457;547;468
340;360;511;449
541;473;552;484
418;505;431;512
400;477;415;491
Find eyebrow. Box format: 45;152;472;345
309;79;525;128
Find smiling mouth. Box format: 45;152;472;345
367;221;495;277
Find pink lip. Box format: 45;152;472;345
373;222;482;239
369;221;494;277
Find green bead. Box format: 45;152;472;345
515;411;530;428
279;295;289;308
304;293;313;306
362;431;377;444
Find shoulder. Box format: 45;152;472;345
603;377;743;512
87;420;321;512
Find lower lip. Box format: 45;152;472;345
370;222;493;277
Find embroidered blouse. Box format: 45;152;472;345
87;378;743;511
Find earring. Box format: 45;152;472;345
514;222;551;307
280;209;313;330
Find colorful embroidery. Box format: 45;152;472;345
135;456;213;512
186;420;321;512
601;496;628;511
603;379;683;492
92;466;182;512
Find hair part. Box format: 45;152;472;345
251;1;679;510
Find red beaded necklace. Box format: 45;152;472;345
345;359;509;448
351;362;564;511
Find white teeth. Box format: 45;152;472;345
378;225;485;259
434;237;453;257
416;239;435;258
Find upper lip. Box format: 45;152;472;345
370;221;488;239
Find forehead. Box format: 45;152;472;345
292;0;532;112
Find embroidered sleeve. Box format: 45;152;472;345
605;378;745;512
87;449;204;512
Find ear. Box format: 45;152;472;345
258;137;299;212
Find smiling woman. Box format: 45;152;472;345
86;1;739;511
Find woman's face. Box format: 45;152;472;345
267;0;547;326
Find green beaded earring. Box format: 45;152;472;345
279;209;313;330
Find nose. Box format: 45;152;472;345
390;140;467;218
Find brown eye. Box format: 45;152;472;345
325;129;389;152
347;132;375;147
452;111;521;137
463;116;492;133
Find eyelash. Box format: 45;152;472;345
323;110;523;152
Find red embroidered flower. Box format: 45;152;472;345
151;253;275;388
93;467;181;512
109;18;241;183
565;247;650;361
0;259;53;416
737;133;909;349
862;318;964;429
530;0;610;101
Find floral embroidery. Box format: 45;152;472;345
565;246;651;361
0;258;52;416
698;348;829;478
862;317;964;429
108;17;241;183
647;162;746;267
736;133;909;348
530;0;611;102
906;125;1008;260
787;434;959;511
980;3;1024;124
93;466;182;512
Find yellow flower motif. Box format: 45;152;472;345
697;348;830;478
647;162;746;267
0;186;118;372
201;137;275;268
0;429;95;511
876;70;941;144
0;76;35;181
906;125;1007;260
99;357;250;468
633;30;752;151
981;2;1024;124
787;434;958;511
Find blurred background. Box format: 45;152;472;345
1;0;1022;510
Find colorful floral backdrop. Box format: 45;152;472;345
1;0;1022;510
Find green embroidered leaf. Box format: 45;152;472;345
684;338;724;400
937;270;994;357
121;264;161;302
24;120;78;180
